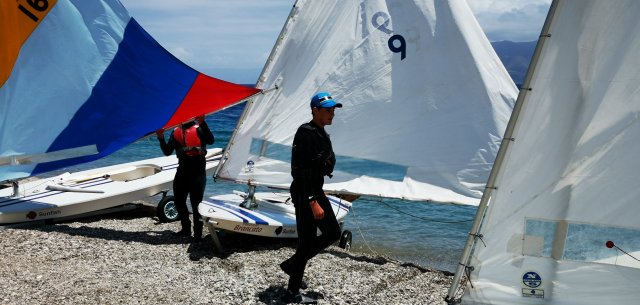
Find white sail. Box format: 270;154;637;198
215;0;516;205
455;0;640;304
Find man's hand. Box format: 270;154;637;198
310;199;324;220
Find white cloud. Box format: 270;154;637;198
118;0;551;82
120;0;292;82
467;0;552;42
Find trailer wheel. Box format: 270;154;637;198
338;230;352;251
156;195;178;222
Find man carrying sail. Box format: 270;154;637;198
280;92;343;304
156;115;214;241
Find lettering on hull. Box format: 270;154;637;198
233;224;263;233
26;209;62;220
282;227;296;234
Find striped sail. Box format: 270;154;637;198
0;0;260;182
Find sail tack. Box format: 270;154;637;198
457;1;640;304
215;0;517;205
0;0;260;182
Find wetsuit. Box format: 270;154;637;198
286;121;341;293
158;120;214;238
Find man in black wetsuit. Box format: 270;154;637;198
281;92;343;304
156;115;214;241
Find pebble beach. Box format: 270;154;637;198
0;203;455;305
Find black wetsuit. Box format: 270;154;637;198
286;121;341;293
158;121;214;237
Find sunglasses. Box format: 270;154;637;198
316;95;332;103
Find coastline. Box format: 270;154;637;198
0;203;453;304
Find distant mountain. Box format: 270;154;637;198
491;40;537;86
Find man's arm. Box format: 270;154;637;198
157;129;175;156
198;120;215;145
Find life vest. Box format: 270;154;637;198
173;124;205;156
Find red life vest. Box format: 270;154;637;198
173;124;205;156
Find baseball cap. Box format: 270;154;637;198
310;92;343;108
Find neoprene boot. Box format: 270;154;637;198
280;259;308;289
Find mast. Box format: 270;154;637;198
445;0;562;302
212;1;300;180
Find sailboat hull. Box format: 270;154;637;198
0;149;222;224
199;192;352;239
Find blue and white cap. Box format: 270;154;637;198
310;92;343;108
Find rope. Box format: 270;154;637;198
349;203;383;257
607;240;640;262
372;197;474;224
347;196;475;270
16;176;60;196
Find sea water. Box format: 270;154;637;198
58;103;476;272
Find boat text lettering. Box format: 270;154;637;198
282;227;296;234
39;209;61;217
233;225;263;233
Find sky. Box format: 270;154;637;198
119;0;551;84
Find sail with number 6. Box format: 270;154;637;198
214;0;517;206
0;0;260;182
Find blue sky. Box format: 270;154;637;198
119;0;551;84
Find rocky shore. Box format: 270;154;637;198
0;204;455;304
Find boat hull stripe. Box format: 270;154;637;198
205;199;270;225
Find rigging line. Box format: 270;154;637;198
617;248;640;262
349;203;382;257
607;240;640;262
373;198;474;224
16;175;63;197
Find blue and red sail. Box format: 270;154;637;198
0;0;260;181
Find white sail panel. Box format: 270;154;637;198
463;1;640;304
216;0;516;205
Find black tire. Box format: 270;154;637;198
338;230;352;251
156;195;179;222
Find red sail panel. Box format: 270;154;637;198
164;73;261;128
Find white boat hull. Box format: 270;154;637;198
199;192;352;239
0;149;222;224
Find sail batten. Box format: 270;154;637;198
215;0;517;205
0;145;98;166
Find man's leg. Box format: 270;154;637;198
296;194;341;261
287;196;317;294
189;172;207;240
312;194;341;252
172;175;191;236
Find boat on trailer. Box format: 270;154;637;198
0;149;221;224
200;191;352;252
